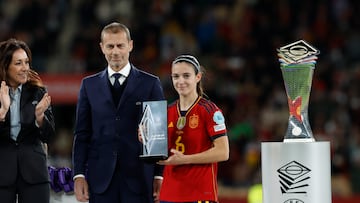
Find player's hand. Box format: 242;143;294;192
157;149;187;165
138;125;144;143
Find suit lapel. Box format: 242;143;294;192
98;69;115;106
20;85;34;124
20;85;32;109
18;85;31;125
19;84;42;127
118;66;139;107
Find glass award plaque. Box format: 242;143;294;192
139;100;168;163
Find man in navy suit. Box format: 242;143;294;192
72;22;165;203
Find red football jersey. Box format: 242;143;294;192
160;97;227;202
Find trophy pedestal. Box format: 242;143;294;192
261;141;331;203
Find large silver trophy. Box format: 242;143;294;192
279;40;318;142
139;100;168;163
261;40;331;203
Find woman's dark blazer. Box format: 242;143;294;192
0;83;55;186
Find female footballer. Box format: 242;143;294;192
158;55;229;203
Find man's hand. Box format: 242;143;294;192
74;177;89;202
153;178;162;203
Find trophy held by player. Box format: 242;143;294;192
261;40;332;203
139;100;168;163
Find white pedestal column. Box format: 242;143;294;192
261;141;331;203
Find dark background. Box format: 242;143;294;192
1;0;360;198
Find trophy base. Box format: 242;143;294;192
139;154;168;164
261;141;331;203
283;137;315;142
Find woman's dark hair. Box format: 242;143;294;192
0;38;43;87
172;55;205;97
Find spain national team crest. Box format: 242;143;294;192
189;114;199;129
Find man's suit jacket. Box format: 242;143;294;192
0;84;55;186
72;65;165;200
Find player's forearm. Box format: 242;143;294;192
185;136;229;164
